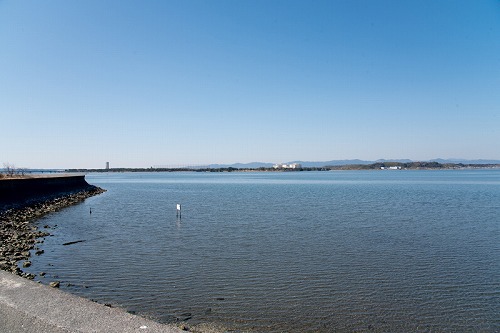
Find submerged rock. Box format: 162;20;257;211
49;281;60;288
175;313;193;321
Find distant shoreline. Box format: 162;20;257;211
65;162;500;173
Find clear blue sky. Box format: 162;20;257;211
1;0;499;169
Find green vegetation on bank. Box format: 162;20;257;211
65;162;500;173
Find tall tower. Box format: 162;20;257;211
106;162;110;170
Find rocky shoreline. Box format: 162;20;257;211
0;186;106;278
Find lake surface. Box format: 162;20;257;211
25;170;500;332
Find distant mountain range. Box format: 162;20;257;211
205;159;500;169
427;159;500;165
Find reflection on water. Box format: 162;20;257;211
26;170;500;332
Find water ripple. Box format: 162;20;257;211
25;171;500;332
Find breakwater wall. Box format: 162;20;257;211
0;174;93;209
0;175;106;277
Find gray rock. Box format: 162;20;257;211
49;281;60;288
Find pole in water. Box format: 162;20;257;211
176;203;181;217
90;207;92;214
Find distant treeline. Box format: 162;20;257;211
65;162;499;173
324;161;498;170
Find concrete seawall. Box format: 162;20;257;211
0;174;93;209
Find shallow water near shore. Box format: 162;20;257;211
25;170;500;332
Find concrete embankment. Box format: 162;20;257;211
0;174;94;209
0;175;106;278
0;270;183;333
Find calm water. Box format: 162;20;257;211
25;170;499;332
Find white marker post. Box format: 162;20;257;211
176;204;181;218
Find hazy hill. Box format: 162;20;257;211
206;158;500;169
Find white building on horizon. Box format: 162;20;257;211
273;163;302;169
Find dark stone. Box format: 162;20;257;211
62;240;86;246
